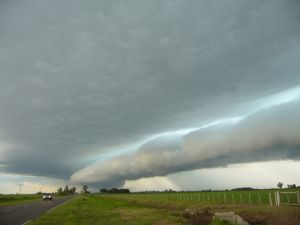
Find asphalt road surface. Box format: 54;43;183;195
0;196;74;225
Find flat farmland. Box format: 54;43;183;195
28;190;300;225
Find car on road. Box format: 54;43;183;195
42;193;53;200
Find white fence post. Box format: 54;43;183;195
297;192;300;206
269;193;273;206
276;191;280;206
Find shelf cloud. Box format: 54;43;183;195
71;97;300;186
0;0;300;190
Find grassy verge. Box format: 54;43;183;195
29;195;188;225
0;194;41;206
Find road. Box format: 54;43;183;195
0;196;74;225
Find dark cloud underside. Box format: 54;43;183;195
0;1;299;181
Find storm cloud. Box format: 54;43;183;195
70;96;300;186
0;1;300;187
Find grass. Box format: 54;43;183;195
29;195;188;225
0;194;41;206
27;190;300;225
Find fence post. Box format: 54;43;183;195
269;193;273;206
274;192;277;206
297;192;300;206
240;194;242;204
249;193;252;205
258;194;261;205
224;193;227;204
276;191;280;206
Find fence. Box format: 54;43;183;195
126;190;300;207
274;191;300;206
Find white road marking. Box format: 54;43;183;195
47;205;59;214
21;220;32;225
0;209;12;213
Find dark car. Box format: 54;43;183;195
42;193;53;200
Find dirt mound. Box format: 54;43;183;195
182;207;214;225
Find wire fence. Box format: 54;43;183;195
117;190;300;207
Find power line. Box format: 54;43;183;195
18;183;23;194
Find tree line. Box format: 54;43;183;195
57;185;77;195
100;188;130;193
277;182;299;189
56;185;91;195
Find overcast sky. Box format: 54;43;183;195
0;0;300;193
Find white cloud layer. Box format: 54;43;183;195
70;95;300;186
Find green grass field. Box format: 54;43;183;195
28;189;300;225
0;194;41;206
29;195;188;225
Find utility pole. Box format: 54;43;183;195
18;183;23;194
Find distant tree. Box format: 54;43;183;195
110;188;118;193
82;185;90;194
277;182;283;189
57;187;63;195
70;186;77;194
232;187;253;191
100;188;130;194
64;185;70;194
287;184;296;189
100;188;108;193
